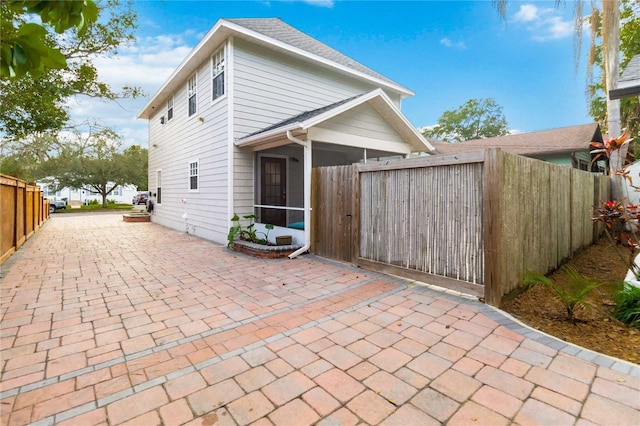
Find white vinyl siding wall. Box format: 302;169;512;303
316;103;405;144
147;42;230;244
231;39;401;215
232;39;398;137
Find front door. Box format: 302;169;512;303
260;157;287;226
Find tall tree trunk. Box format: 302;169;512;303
602;0;623;201
603;0;621;139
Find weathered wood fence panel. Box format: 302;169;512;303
314;150;611;306
358;153;485;285
311;165;357;262
0;174;49;264
491;153;607;299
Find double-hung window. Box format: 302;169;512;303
187;75;197;117
167;95;174;121
189;160;199;191
156;170;162;204
211;47;225;101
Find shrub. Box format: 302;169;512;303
523;266;600;324
227;214;274;247
613;284;640;328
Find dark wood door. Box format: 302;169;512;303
260;157;287;226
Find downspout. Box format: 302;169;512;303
286;130;311;259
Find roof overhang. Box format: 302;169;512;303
235;89;434;154
609;54;640;100
137;19;414;119
609;85;640;100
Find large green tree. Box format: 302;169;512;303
0;0;140;142
423;98;509;143
40;126;148;208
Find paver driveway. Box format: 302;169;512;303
1;212;638;426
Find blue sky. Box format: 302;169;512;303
75;0;594;148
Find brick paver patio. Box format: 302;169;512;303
1;212;638;425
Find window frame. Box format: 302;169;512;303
187;74;197;117
167;94;174;121
188;160;199;192
156;169;162;205
211;46;225;103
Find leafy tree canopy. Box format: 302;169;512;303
423;98;509;143
0;0;140;141
1;0;98;79
38;125;148;207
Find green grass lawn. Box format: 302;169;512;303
54;203;135;213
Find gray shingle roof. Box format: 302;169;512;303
430;123;602;157
610;54;640;99
620;55;640;85
226;18;398;86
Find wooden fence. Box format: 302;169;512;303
311;149;611;306
1;174;49;264
311;166;359;263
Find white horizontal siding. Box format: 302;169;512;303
318;103;405;143
147;47;230;245
233;38;387;138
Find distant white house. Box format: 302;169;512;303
37;181;138;205
137;18;433;250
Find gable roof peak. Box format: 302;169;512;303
223;17;403;89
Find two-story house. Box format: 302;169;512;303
137;18;432;253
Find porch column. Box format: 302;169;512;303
286;131;312;259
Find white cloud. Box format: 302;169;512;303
440;37;466;49
302;0;334;7
67;32;196;149
513;4;540;22
512;4;573;41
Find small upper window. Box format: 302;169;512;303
189;161;199;191
188;75;197;116
167;95;174;121
211;47;225;101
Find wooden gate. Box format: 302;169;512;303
310;165;358;263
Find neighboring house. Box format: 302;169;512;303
137;18;432;251
609;54;640;100
38;181;138;205
430;123;606;172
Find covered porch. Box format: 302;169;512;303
234;89;433;258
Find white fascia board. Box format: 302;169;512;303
235;124;304;147
307;127;411;154
368;96;435;152
214;21;414;98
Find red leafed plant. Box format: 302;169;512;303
591;131;640;278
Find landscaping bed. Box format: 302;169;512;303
502;237;640;364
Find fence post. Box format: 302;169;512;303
351;164;360;266
483;148;504;306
